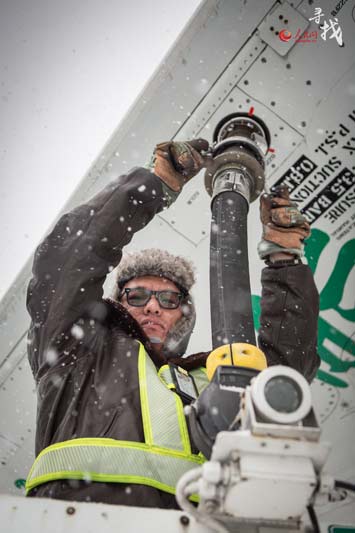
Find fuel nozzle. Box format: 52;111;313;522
205;112;271;203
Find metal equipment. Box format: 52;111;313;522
179;365;332;533
180;113;336;532
188;112;271;459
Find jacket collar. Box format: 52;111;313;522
104;298;209;371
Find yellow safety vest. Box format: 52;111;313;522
26;343;208;499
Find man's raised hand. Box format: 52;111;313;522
258;186;311;261
153;139;209;192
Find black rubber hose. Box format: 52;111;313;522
335;480;355;492
210;191;256;349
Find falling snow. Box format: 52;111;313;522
45;348;58;365
71;324;84;340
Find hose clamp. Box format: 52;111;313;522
212;165;252;204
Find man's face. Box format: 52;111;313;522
119;275;183;352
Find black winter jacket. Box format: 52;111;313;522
26;167;320;508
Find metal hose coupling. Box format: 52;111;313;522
204;113;271;204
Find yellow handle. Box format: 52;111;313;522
206;343;267;381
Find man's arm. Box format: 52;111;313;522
258;263;320;382
26;168;171;379
257;187;320;382
27;139;208;381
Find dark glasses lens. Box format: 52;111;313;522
158;291;181;309
123;288;182;309
126;288;151;306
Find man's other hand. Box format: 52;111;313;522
258;186;311;261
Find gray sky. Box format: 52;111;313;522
0;0;202;299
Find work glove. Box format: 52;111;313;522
258;186;311;261
152;139;209;193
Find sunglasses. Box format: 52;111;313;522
119;287;184;309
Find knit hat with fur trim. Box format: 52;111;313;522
110;248;196;358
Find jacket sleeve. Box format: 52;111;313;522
258;263;320;382
27;167;174;380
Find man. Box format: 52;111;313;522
25;139;320;508
112;249;197;360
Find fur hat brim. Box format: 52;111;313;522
110;248;196;358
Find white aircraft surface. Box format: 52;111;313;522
1;1;354;531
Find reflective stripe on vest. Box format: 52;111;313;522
190;367;209;394
26;343;208;496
